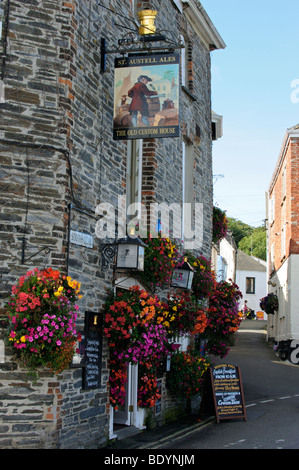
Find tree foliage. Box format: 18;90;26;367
227;218;253;245
228;217;266;261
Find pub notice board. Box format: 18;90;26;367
201;364;247;423
82;312;103;390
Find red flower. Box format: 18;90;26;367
43;267;60;280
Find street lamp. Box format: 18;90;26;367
171;258;194;290
116;232;147;271
101;227;147;272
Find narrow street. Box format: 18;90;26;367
160;320;299;450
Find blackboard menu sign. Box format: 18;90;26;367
82;312;103;390
210;364;247;423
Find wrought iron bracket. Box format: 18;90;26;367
101;243;117;272
21;238;52;264
100;34;184;73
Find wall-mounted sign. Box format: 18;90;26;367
82;312;103;390
113;52;180;140
70;230;93;249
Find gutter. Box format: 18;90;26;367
181;0;226;51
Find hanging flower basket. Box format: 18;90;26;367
103;286;174;364
4;267;82;375
183;252;215;300
260;293;278;314
160;291;208;336
212;206;228;243
205;280;243;358
103;286;179;408
138;233;180;290
166;349;211;400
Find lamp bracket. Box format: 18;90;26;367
101;243;117;272
21;241;52;264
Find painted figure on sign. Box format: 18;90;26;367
128;75;158;127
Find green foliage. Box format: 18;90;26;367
227;218;253;245
166;350;211;400
238;227;266;261
228;218;266;261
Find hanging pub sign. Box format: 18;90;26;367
113;52;180;140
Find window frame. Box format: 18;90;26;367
245;277;255;294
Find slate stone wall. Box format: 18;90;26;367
0;343;109;448
0;0;215;448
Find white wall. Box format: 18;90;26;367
236;269;267;316
218;238;236;282
289;254;299;339
267;254;299;342
267;259;289;341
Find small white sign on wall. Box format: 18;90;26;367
70;230;93;249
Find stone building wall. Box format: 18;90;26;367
0;0;220;448
0;345;109;448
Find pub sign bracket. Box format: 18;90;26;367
100;35;184;73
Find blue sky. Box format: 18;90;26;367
201;0;299;227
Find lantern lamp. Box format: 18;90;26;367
171;258;194;290
116;229;147;271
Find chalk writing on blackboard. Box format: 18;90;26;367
83;312;103;390
84;333;101;388
200;364;246;423
211;364;246;423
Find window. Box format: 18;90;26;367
281;226;286;259
183;141;194;206
269;192;275;224
180;34;187;88
132;0;138;20
126;139;145;235
282;165;286;202
126;139;142;209
180;34;195;99
182;141;195;243
270;243;275;272
217;255;227;282
246;277;255;294
281;203;287;259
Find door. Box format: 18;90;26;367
113;363;138;426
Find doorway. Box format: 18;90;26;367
114;363;138;426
